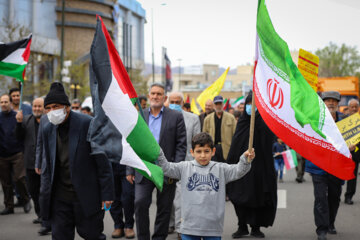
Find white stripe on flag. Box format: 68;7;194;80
2;48;27;65
102;75;151;176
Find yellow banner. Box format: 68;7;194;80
298;49;319;91
336;113;360;146
191;98;200;115
196;67;229;111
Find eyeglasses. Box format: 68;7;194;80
72;106;80;110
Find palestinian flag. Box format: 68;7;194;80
223;98;232;111
253;0;354;180
89;16;163;190
0;34;32;81
282;149;298;170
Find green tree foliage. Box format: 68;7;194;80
315;42;360;78
129;65;148;96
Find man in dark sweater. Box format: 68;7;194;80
0;94;31;215
40;83;115;240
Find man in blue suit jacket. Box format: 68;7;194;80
127;83;187;240
40;82;114;240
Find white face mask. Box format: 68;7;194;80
72;109;81;113
47;107;67;125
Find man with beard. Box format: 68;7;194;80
0;94;31;215
305;91;345;240
9;88;32;115
227;92;277;238
15;98;51;235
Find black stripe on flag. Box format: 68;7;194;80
0;35;31;62
87;17;123;163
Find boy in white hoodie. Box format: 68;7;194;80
157;132;254;240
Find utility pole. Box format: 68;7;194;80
151;8;155;83
60;0;65;83
177;58;182;82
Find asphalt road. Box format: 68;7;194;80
0;169;359;240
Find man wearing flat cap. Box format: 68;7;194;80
305;91;345;240
39;82;115;240
203;95;237;162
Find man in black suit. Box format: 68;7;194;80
15;97;52;235
127;83;187;240
40;82;115;240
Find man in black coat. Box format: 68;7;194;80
127;83;187;240
15;97;51;235
40;82;115;240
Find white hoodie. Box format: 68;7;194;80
157;150;251;237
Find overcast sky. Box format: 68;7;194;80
137;0;360;69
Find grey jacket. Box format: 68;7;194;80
182;111;201;161
157;149;251;237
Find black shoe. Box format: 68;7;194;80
232;227;249;238
328;227;337;235
23;201;32;213
317;232;327;240
250;228;265;238
344;198;354;205
38;226;51;236
0;208;14;215
33;217;42;224
295;178;303;183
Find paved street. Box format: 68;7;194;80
0;169;359;240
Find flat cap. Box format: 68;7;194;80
321;91;341;101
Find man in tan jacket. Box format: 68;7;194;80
203;95;237;162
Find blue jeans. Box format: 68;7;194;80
274;158;284;179
181;234;221;240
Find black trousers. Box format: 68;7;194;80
311;174;342;235
134;177;176;240
0;152;29;209
345;161;359;200
51;198;105;240
26;169;40;216
109;163;135;229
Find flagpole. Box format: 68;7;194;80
247;92;256;163
19;82;23;111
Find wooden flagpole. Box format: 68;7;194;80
247;92;256;163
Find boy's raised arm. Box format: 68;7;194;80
157;148;183;180
224;149;254;183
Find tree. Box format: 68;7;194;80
315;42;360;78
129;64;148;96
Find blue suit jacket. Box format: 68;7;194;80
127;107;187;183
40;111;114;219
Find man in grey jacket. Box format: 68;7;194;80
157;132;253;239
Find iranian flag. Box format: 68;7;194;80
0;34;32;81
254;0;355;180
89;16;163;190
282;149;298;170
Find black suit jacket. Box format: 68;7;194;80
15;114;38;169
40;112;115;219
128;107;187;183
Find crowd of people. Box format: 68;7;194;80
0;83;359;240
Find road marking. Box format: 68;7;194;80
277;189;286;209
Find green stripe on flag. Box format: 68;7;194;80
135;161;164;191
257;0;326;139
0;61;26;81
127;114;160;163
290;149;298;167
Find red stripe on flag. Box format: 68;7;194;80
282;152;291;170
298;56;319;67
22;36;32;79
98;16;137;99
253;77;355;180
